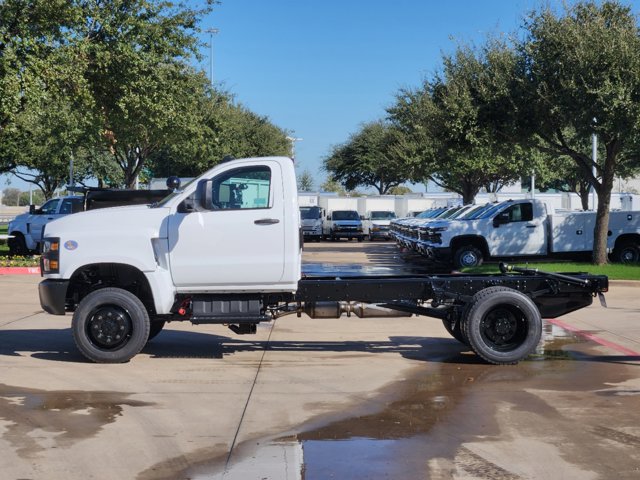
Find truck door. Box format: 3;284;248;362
28;199;62;247
168;161;286;288
488;202;546;256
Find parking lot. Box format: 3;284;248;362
1;241;639;479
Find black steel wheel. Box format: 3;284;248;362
612;241;640;264
72;288;150;363
453;245;484;269
8;233;29;256
465;286;541;365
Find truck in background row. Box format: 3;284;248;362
300;205;324;241
37;156;609;366
414;198;640;268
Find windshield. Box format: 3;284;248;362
332;210;359;221
152;178;197;208
416;208;446;219
463;203;494;219
477;203;508;219
300;206;321;219
370;211;396;220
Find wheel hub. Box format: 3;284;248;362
88;306;132;348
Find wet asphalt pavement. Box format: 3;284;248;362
1;241;639;479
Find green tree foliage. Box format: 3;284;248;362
324;121;410;195
320;178;347;195
515;1;640;263
389;42;528;204
297;170;315;192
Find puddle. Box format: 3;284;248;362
145;326;640;480
0;383;154;458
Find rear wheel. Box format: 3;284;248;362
442;317;468;346
464;286;541;365
72;288;150;363
612;241;640;264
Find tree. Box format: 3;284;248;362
389;42;528;204
0;0;81;174
388;185;413;195
515;1;640;263
297;170;315;191
324;121;410;194
320;178;347;195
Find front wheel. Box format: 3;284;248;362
453;245;484;269
72;288;150;363
465;286;542;365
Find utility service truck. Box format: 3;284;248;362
38;157;608;366
415;198;640;268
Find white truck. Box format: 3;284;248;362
8;196;84;255
417;199;640;268
38;157;608;365
362;210;397;240
299;205;324;241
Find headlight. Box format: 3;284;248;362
40;237;60;274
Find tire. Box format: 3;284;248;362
8;233;29;256
465;286;542;365
612;241;640;264
453;245;484;269
147;320;166;342
357;236;364;243
441;317;468;346
72;288;150;363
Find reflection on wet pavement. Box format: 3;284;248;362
214;325;640;480
0;384;153;458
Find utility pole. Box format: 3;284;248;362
286;136;303;162
205;28;219;86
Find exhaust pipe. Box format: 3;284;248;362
303;301;412;319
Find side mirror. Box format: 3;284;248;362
197;179;215;210
360;215;365;220
493;213;509;227
29;205;36;214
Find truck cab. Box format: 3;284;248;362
363;210;396;241
8;196;84;255
323;210;364;241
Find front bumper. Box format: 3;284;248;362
39;279;70;315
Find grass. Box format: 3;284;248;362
461;262;640;281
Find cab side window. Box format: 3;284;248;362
40;199;60;215
60;198;83;214
504;203;533;223
211;166;271;210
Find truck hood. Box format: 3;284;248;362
333;220;361;226
44;204;171;239
301;218;321;227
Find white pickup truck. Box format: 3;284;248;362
38;157;608;365
416;199;640;268
8;196;84;255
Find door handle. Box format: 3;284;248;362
526;225;537;228
254;218;280;225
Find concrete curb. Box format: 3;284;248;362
0;266;40;275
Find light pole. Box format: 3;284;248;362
205;28;219;86
286;136;303;162
591;118;597;210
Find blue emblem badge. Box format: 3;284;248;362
64;240;78;251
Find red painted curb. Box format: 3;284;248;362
548;318;640;357
0;266;40;275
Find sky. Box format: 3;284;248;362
195;0;573;190
3;0;640;194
